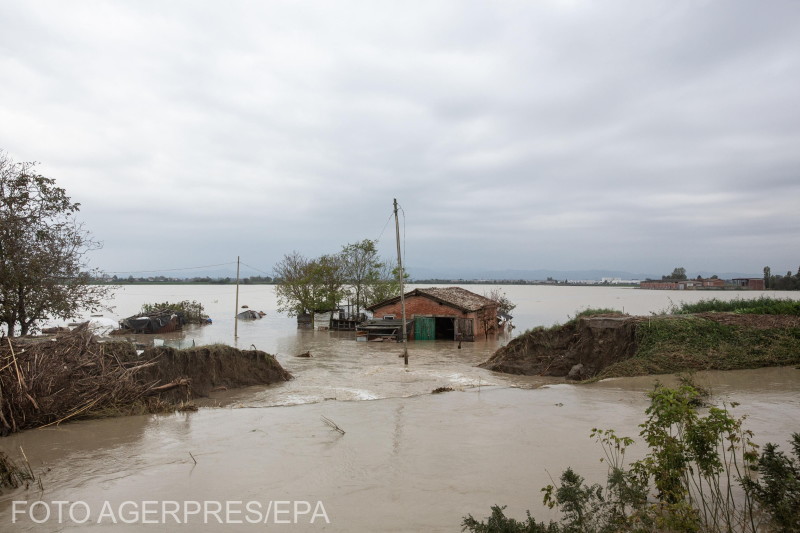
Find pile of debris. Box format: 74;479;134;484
0;325;292;435
116;309;187;334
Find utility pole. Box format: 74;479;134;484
234;256;240;339
393;198;408;365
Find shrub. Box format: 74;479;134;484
670;297;800;316
463;380;765;532
140;300;209;324
743;433;800;532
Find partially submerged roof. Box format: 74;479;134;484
367;287;497;313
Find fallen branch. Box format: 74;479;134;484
148;378;191;394
321;415;345;435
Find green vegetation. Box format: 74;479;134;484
568;308;626;322
593;296;800;377
669;296;800;316
1;151;112;336
743;434;800;531
597;316;800;378
274;239;403;317
763;265;800;290
662;266;688;280
140;300;209;324
95;275;274;285
517;309;625;337
464;381;799;533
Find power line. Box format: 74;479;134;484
239;261;272;276
375;209;395;244
104;262;237;275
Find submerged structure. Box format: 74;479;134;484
364;287;499;341
118;310;186;334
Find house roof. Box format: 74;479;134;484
367;286;497;313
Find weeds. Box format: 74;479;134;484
566;308;627;325
743;433;800;532
596;316;800;378
140;300;209;324
462;380;788;533
669;297;800;316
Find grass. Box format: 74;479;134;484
569;307;626;321
669;296;800;316
597;315;800;378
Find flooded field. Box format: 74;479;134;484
1;285;799;531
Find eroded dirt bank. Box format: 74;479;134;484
480;313;800;380
0;326;292;435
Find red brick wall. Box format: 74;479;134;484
372;295;498;337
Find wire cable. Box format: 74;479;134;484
374;209;395;245
239;261;273;276
104;262;237;274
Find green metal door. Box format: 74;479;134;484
414;316;435;340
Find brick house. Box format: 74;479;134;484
365;287;499;341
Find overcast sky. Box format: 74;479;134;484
1;1;799;279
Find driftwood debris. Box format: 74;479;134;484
0;326;292;435
321;415;345;435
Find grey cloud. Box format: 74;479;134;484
1;0;799;276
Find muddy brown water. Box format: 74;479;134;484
1;285;799;531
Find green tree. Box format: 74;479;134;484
364;262;406;309
273;251;317;317
0;152;111;336
274;252;346;318
341;239;383;316
663;267;687;281
764;266;771;289
308;254;347;312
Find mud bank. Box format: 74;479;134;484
0;326;291;434
480;313;800;380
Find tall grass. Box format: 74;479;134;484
596;317;800;378
670;296;800;316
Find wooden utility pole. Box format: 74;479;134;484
234;256;240;339
393;199;408;365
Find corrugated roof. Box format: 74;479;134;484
367;286;497;312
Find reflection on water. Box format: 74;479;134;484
2;285;799;531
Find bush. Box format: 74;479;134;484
140;300;209;324
670;297;800;316
743;433;800;532
463;380;769;533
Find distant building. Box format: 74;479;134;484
365;287;499;341
640;278;763;290
730;278;766;290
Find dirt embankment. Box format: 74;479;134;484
480;313;800;380
0;326;292;435
481;316;641;380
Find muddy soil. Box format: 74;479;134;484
480;315;641;379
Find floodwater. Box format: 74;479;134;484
1;285;799;532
